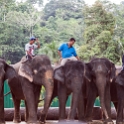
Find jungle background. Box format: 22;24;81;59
1;0;124;107
1;0;124;65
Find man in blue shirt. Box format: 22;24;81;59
58;38;79;65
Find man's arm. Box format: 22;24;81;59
58;44;64;59
26;50;33;58
73;48;80;60
58;50;62;58
35;38;40;48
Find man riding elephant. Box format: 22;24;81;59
25;36;40;60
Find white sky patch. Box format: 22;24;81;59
16;0;123;6
84;0;122;5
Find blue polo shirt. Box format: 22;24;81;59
58;43;77;58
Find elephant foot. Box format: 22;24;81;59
104;122;114;124
82;117;93;123
0;119;5;124
27;121;41;124
116;122;124;124
103;118;114;124
88;120;103;124
39;117;45;124
39;114;47;124
0;122;5;124
78;118;88;123
13;119;21;123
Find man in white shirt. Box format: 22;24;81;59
25;36;40;60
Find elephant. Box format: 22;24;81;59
110;66;122;112
83;58;116;123
0;58;17;124
8;55;54;124
114;69;124;124
54;60;86;121
45;60;86;121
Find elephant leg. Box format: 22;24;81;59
116;100;124;123
0;96;5;124
105;84;111;119
77;91;85;121
25;101;29;122
0;83;5;124
84;98;87;113
58;86;67;120
22;83;37;123
13;97;21;123
113;102;118;112
85;90;97;121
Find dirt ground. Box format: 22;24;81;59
6;120;116;124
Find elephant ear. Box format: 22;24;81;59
18;62;33;82
110;62;116;82
54;66;64;84
84;63;92;82
5;64;17;80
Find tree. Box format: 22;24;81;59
39;41;60;63
78;1;119;63
43;0;85;20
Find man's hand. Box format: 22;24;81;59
76;56;80;60
59;57;62;62
35;38;40;48
35;38;38;42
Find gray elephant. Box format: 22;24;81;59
44;60;86;121
83;58;116;123
0;58;17;124
114;69;124;124
110;66;122;111
8;55;54;124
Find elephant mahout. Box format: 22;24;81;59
44;60;86;121
0;58;17;124
83;58;116;124
8;55;54;124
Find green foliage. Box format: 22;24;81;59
0;0;124;64
39;41;60;63
78;1;120;63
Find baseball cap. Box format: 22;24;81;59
30;36;36;40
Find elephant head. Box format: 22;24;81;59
0;58;17;123
84;58;116;121
54;60;85;87
18;55;54;85
0;58;17;96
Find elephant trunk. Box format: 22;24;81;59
95;74;109;119
39;70;54;123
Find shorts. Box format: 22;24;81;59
60;56;77;66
